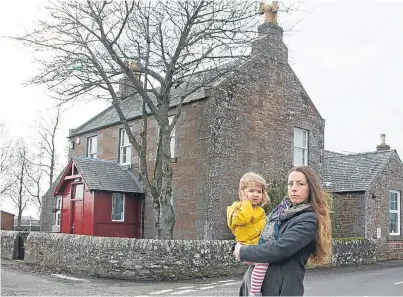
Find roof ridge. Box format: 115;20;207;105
325;149;394;157
73;156;117;164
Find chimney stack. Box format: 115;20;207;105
127;60;141;80
251;1;288;62
119;60;142;100
376;134;391;151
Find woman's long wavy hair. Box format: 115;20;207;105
289;166;332;264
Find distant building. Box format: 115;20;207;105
324;135;403;260
1;210;15;230
14;215;40;231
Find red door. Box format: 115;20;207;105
71;200;83;234
70;183;84;234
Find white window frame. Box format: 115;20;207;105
169;116;176;158
389;190;401;235
111;193;125;222
74;184;84;199
119;127;132;165
55;196;62;226
87;136;97;158
293;127;308;166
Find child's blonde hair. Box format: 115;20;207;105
239;172;270;206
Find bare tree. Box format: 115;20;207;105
0;122;14;195
24;157;44;215
7;139;33;228
33;105;63;187
14;0;275;238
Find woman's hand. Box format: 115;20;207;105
233;242;243;261
234;243;252;265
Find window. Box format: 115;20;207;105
119;128;132;165
112;193;125;221
55;196;62;226
73;184;84;199
293;128;308;166
389;190;401;235
87;136;97;158
169;116;176;158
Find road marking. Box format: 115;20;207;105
198;286;216;290
149;289;173;295
217;281;238;287
218;279;235;283
200;282;218;286
394;280;403;284
176;286;196;289
51;274;88;282
171;289;198;295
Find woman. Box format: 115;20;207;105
233;166;332;296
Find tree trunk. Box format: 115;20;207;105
154;199;175;239
152;119;175;239
17;209;22;228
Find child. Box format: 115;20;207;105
227;172;270;297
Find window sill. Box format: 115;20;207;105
120;163;132;169
387;235;403;241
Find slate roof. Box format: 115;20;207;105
73;156;143;193
70;69;228;137
323;150;395;192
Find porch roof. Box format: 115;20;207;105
72;156;143;194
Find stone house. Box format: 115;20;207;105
40;20;325;240
40;173;62;232
324;135;403;260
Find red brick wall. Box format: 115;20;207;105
1;211;14;230
388;241;403;260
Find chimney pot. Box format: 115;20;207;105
376;134;391;151
380;134;386;145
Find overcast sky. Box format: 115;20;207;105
1;0;402;217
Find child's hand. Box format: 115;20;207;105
238;189;248;201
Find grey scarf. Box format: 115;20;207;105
259;198;312;244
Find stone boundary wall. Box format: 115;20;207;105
1;231;18;260
1;232;379;280
332;238;376;266
24;232;245;280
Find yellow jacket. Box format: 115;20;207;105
226;200;266;245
